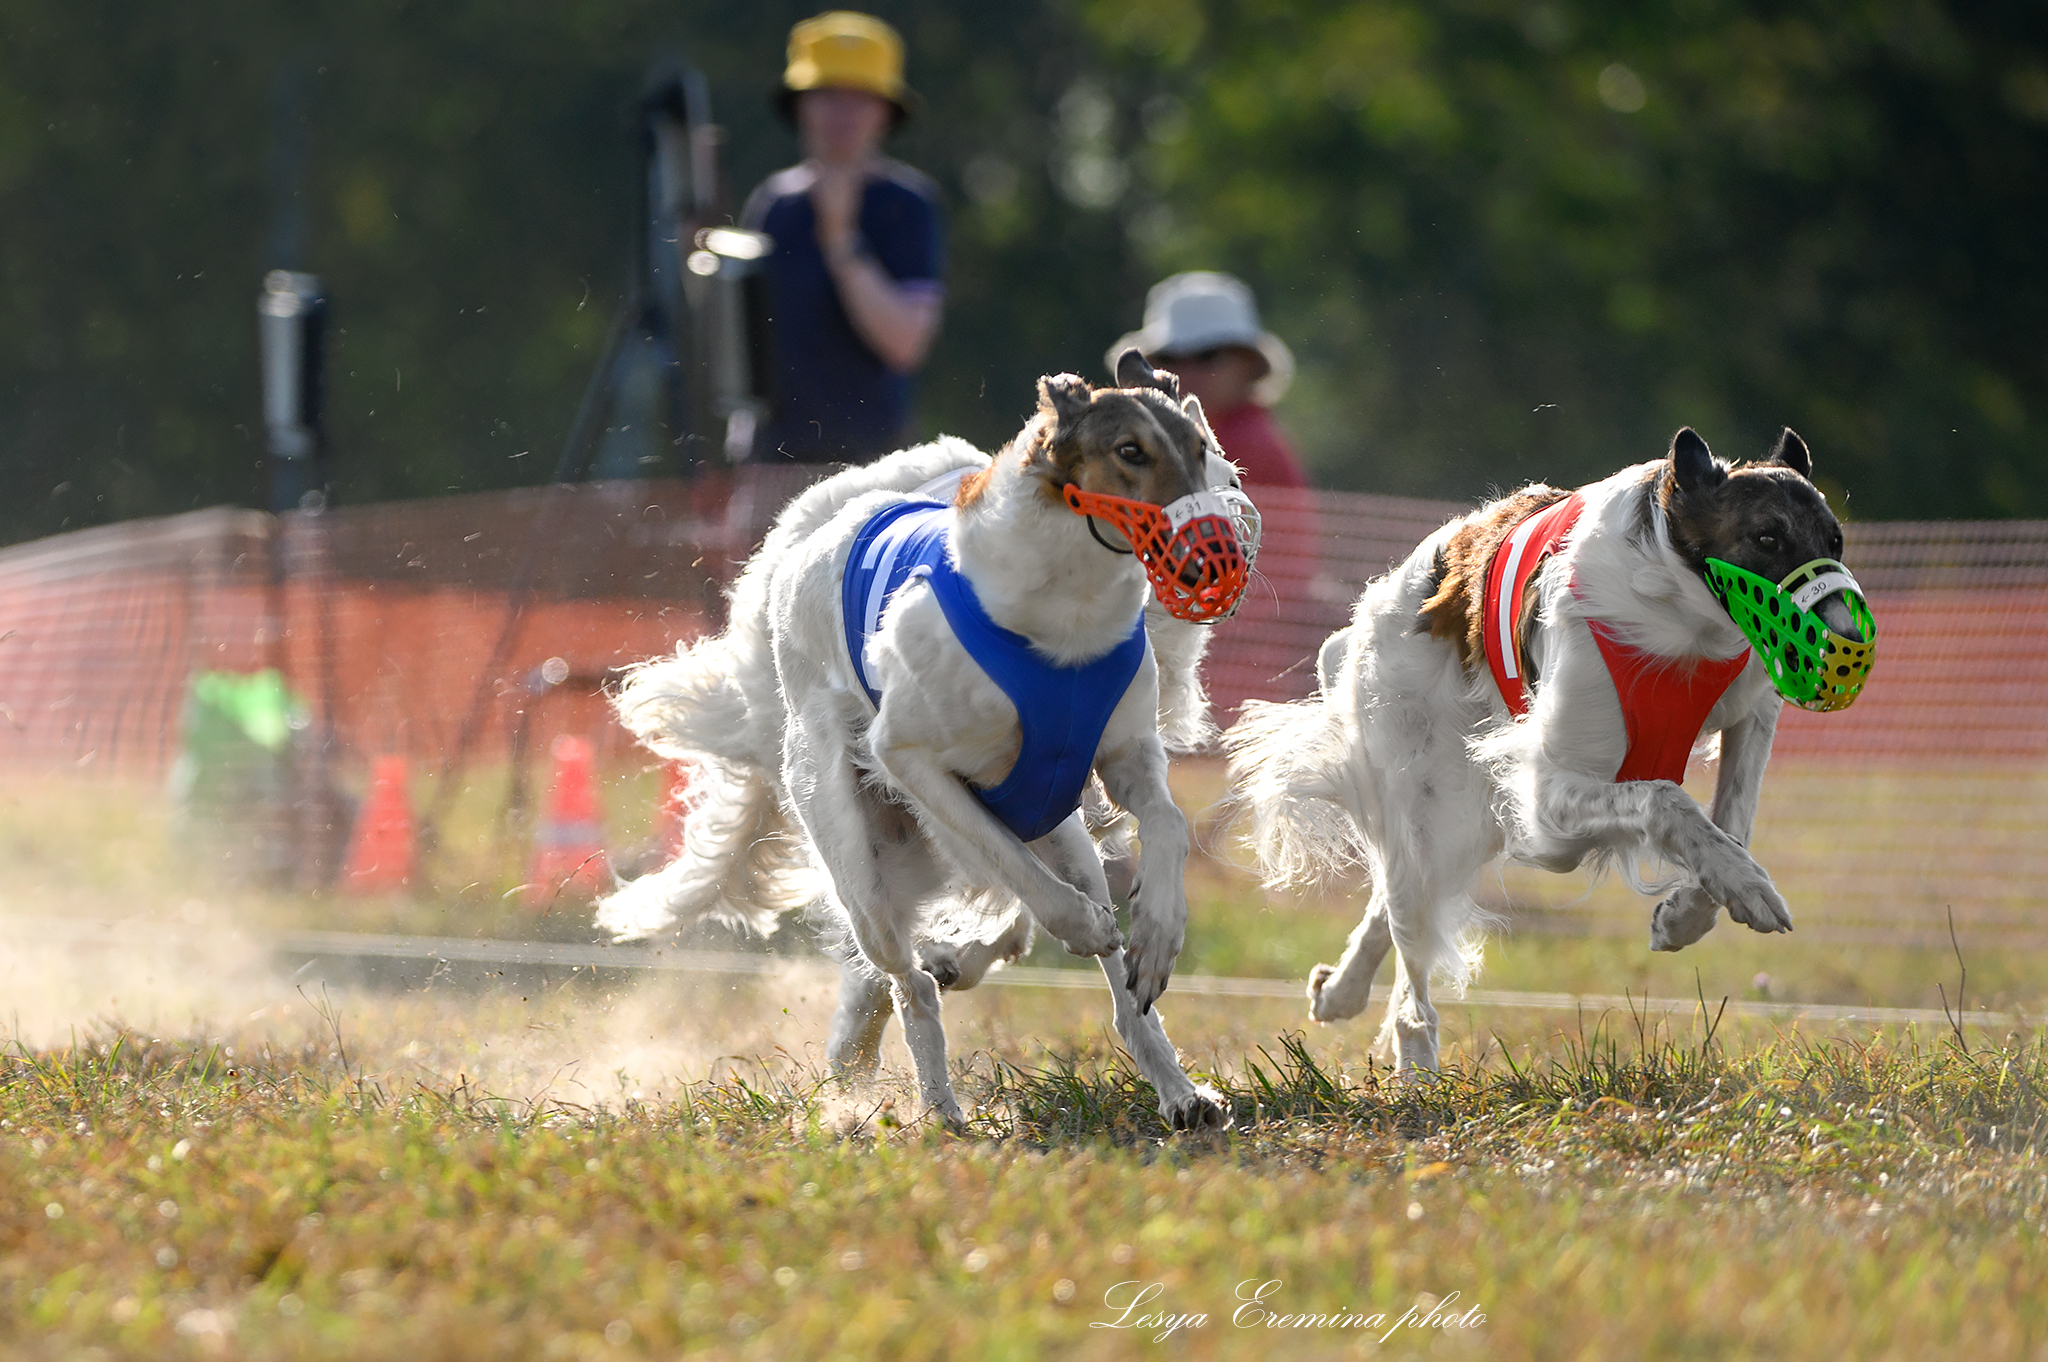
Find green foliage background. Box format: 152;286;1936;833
0;0;2042;545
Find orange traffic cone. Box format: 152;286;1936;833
654;763;690;858
528;734;607;904
343;756;415;894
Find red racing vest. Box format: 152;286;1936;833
1480;492;1750;784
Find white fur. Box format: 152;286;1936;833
1225;459;1792;1073
598;432;1241;1128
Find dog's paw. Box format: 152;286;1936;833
1122;913;1184;1013
1051;891;1124;959
1307;964;1339;1022
1700;858;1793;935
913;945;962;991
1307;962;1370;1023
1162;1084;1232;1133
1718;874;1792;935
925;1098;969;1132
828;1051;881;1084
1649;884;1721;952
1726;886;1793;934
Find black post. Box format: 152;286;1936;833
257;269;340;884
258;270;329;511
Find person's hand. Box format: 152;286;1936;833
810;164;863;259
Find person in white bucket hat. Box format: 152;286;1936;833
1108;271;1307;488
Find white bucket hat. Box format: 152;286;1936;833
1108;271;1295;406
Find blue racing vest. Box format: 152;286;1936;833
840;498;1148;842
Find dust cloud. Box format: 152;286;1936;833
0;894;856;1110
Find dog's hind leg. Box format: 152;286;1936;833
1365;767;1499;1073
916;908;1032;992
887;967;960;1126
820;789;960;1080
1308;891;1393;1024
1380;941;1443;1076
783;703;965;1124
826;958;893;1080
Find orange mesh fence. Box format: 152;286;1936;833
0;484;725;779
0;478;2043;936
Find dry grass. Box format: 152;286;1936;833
5;997;2047;1361
6;772;2048;1358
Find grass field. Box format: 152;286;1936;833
5;774;2048;1359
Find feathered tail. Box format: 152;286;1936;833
594;631;820;941
593;757;821;940
1221;690;1367;889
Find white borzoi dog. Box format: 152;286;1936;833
596;354;1251;1127
1225;428;1874;1072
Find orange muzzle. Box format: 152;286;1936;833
1063;486;1250;623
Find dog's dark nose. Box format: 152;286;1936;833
1815;592;1863;641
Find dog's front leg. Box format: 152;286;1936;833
1032;816;1226;1131
870;732;1123;961
1528;762;1791;935
1093;728;1189;1014
1650;698;1783;950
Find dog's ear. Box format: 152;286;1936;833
1768;427;1813;481
1114;347;1180;398
1179;394;1238;485
1036;372;1094;426
1670;427;1726;495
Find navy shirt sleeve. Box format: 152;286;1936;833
864;168;943;289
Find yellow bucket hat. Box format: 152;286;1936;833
778;12;919;123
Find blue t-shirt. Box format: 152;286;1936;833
741;160;945;464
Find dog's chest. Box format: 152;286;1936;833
842;499;1147;842
1483;492;1749;784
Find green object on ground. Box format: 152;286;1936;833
170;669;303;815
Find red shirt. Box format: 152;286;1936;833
1206;404;1309;488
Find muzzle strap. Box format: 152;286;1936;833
1788;568;1861;613
1084;516;1134;556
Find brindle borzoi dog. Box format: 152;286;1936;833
1225;428;1869;1072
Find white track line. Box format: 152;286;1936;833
8;917;2014;1030
266;928;2014;1029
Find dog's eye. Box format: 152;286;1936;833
1756;532;1779;549
1114;441;1150;467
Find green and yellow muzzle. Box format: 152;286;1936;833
1702;557;1876;712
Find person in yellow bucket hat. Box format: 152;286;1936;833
739;12;945;466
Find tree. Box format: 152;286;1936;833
2;0;2042;544
1083;0;2048;518
0;0;1155;544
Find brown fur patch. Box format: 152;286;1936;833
1416;485;1570;672
954;461;995;508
